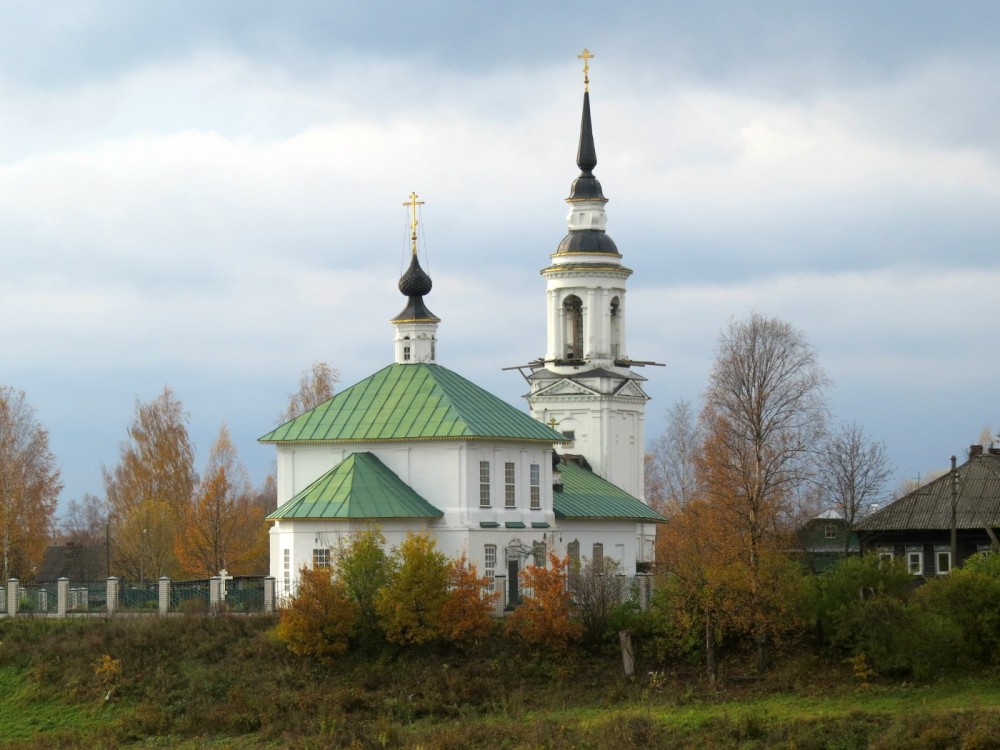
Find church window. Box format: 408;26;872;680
484;544;496;592
402;336;411;362
610;296;621;359
529;463;541;509
567;540;580;567
533;540;546;568
505;462;516;508
479;461;491;507
313;549;332;568
563;295;583;359
593;543;604;573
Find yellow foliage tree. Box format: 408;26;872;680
176;425;268;577
375;533;450;645
0;386;62;581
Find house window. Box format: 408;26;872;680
567;540;580;568
484;544;496;592
878;551;894;564
593;543;604;573
935;548;952;575
529;464;541;509
283;549;291;593
313;549;331;569
907;548;924;576
479;461;491;507
533;540;546;568
505;462;516;508
824;523;838;539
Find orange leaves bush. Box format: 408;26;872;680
505;553;581;650
440;554;499;644
275;565;360;663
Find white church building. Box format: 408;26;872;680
261;60;664;601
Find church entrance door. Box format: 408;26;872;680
507;559;520;607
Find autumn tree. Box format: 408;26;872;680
252;474;278;515
176;425;268;577
0;386;62;581
59;493;108;580
276;565;360;663
646;399;705;515
375;533;450;644
279;360;339;423
818;422;893;557
505;553;581;651
104;386;196;582
699;313;828;670
439;553;498;644
336;527;394;639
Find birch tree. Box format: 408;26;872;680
699;313;828;670
819;422;893;557
646;399;705;515
0;386;61;581
279;361;339;423
103;386;196;581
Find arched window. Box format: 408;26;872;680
609;296;621;360
563;295;583;359
402;336;411;361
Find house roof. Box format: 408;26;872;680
259;362;567;445
857;453;1000;532
554;462;666;522
267;452;443;521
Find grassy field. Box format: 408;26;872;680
0;616;998;748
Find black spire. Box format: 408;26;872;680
568;90;606;202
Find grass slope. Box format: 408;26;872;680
0;616;998;748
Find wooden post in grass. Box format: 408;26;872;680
619;631;635;679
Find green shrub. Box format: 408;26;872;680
375;532;450;645
913;568;1000;666
814;554;913;645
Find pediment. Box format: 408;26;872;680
614;380;650;400
533;378;601;398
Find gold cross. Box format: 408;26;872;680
547;417;559;428
578;48;594;92
404;191;424;256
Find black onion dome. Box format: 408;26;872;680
556;230;619;255
398;254;433;296
567;90;606;202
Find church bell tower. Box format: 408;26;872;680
525;50;655;500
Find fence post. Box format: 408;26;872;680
493;575;506;616
158;577;170;616
263;577;276;613
7;579;19;617
106;577;119;615
637;574;650;611
209;576;222;614
57;577;69;617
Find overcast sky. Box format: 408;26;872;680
3;1;998;513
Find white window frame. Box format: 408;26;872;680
533;540;546;568
479;461;491;507
935;548;952;575
529;463;541;509
312;548;332;569
505;462;516;508
484;544;496;592
824;523;838;539
907;549;924;576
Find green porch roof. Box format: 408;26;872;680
267;452;443;521
259;363;567;444
554;463;666;522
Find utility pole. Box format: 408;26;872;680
950;455;958;568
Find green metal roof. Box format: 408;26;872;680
554;463;666;522
267;452;443;521
259;363;567;444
